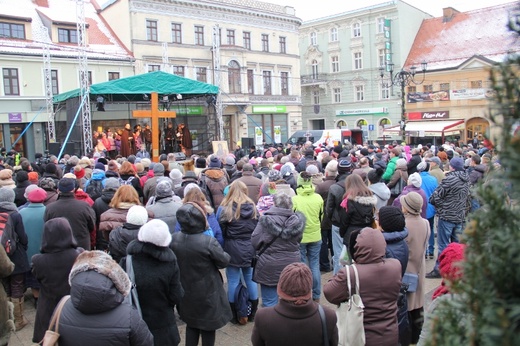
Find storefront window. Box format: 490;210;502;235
10;125;24;156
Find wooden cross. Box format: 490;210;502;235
132;92;176;162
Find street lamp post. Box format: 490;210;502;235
379;61;427;143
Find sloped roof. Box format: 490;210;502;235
53;71;219;103
405;2;519;70
0;0;132;60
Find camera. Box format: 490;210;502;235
36;150;51;166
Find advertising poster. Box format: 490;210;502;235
274;126;282;143
255;127;263;146
190;130;198;149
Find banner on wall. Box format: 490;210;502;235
274;126;281;143
255;127;263;146
190;130;198;149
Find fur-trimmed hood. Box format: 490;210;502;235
68;251;131;314
259;207;306;240
353;195;378;206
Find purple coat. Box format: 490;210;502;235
392;185;428;219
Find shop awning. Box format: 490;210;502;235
383;120;465;137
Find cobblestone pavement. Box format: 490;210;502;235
9;258;441;346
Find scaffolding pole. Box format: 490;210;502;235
77;0;92;155
212;24;223;141
41;27;56;143
162;42;169;72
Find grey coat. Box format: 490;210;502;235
251;207;305;286
146;197;182;233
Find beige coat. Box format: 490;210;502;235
404;213;431;310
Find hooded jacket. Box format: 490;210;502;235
31;218;83;343
419;172;438;219
235;171;263;203
382;156;399;182
292;183;323;244
218;203;258;267
338;195;377;246
325;173;349;227
369;182;391;211
469;164;487;186
383;229;409;277
124;241;184;346
324;227;401;346
58;251;153;346
429;170;470;223
108;223;141;264
146;197;182;233
172;204;232;331
251;207;305;286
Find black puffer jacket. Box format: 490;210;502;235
338;195;377;246
0;202;29;275
59;251;153;346
251;207;305;286
219;203;258;267
124;241;184;346
325;173;348;227
109;223;141;264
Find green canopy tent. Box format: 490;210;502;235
53;70;219;103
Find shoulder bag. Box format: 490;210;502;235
41;295;70;346
251;229;283;274
126;255;143;317
318;304;329;346
336;264;365;346
390;173;405;196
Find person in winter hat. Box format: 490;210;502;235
252;262;338;346
146;179;182;233
31;218;83;343
109;205;149;263
0;169;16;189
172;203;232;345
123;219;184;345
57;250;153;345
38;177;58;205
0;187;30;331
392;172;428;219
292;171;324;302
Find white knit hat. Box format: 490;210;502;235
138;219;172;247
126;205;148;226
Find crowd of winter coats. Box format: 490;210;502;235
0;140;493;346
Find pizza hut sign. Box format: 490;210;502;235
408;111;449;120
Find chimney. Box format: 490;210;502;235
442;7;460;22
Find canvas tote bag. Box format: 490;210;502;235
336;264;365;346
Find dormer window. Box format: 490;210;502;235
0;22;25;39
58;28;77;43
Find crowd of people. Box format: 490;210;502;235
0;137;493;345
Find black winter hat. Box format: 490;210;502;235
16;170;28;183
176;203;208;233
378;206;406;232
45;163;57;174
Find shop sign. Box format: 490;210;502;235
252;105;286;113
450;88;495;100
170;106;203;115
336;107;388;116
408;111;449;120
8;113;22;123
407;90;450;103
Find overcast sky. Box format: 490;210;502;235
270;0;518;21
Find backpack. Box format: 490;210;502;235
119;176;135;186
85;179;104;201
234;279;251;325
0;212;17;255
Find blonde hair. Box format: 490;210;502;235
220;180;257;221
109;185;140;208
343;173;373;199
183;187;213;214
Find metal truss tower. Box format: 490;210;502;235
162;42;169;72
42;27;56;143
212;24;223;141
77;0;92;155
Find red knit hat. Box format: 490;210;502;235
432;242;466;299
74;166;85;180
28;172;39;183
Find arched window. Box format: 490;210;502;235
352;22;361;37
336;120;347;129
228;60;241;94
311;59;318;79
356;119;368;129
379;118;391;136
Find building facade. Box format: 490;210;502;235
101;0;302;151
396;3;519;146
0;0;134;159
299;0;431;144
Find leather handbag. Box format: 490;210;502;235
390;175;405;196
402;272;419;293
336;264;365;346
42;295;70;346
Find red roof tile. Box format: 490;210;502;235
405;2;519;70
86;17;111;45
